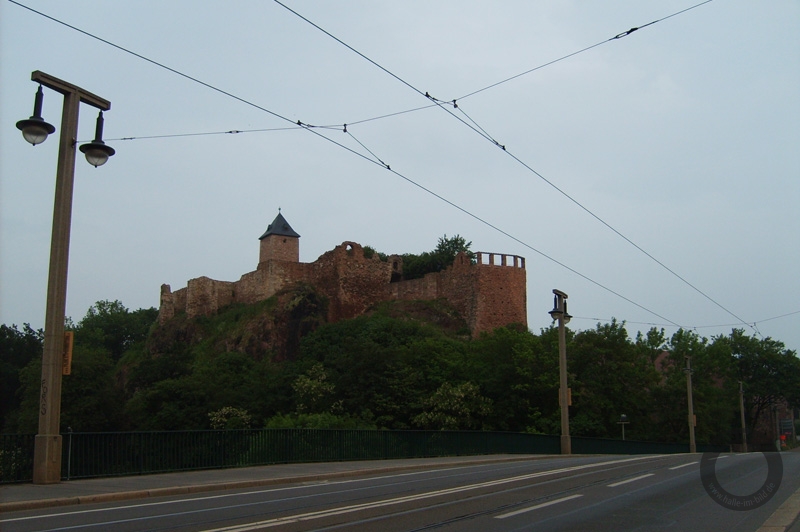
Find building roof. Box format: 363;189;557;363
259;212;300;240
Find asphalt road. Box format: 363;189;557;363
3;453;799;531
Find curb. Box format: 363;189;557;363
757;485;800;532
0;455;545;514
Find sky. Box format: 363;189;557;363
1;1;798;353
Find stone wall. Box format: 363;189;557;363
471;253;527;334
389;251;527;334
305;242;394;323
159;243;527;335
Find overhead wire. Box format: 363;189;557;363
274;0;766;336
11;0;780;334
573;309;800;339
6;2;392;174
454;0;714;101
7;0;295;127
8;0;686;328
103;127;299;143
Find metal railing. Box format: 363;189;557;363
1;429;726;484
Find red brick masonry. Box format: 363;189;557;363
159;242;526;337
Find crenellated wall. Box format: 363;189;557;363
159;242;527;336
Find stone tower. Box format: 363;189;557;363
258;211;300;265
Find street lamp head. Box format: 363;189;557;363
549;290;572;323
79;141;115;167
78;111;115;167
16;118;56;146
620;414;628;423
16;85;55;146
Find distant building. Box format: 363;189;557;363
159;212;527;336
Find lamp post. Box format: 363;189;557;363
617;414;630;441
684;356;696;453
549;289;572;455
16;71;114;484
739;381;747;453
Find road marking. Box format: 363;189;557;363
607;473;655;487
0;466;486;523
495;494;583;519
201;456;664;531
669;461;698;470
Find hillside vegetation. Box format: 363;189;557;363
2;291;798;447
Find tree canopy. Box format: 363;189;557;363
2;297;798;450
372;234;475;281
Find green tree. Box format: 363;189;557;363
264;411;374;429
648;329;737;445
467;326;552;432
413;382;492;430
401;234;474;280
434;234;474;264
0;324;43;432
76;300;157;361
14;343;125;433
12;301;159;433
292;363;335;414
209;407;252;430
299;314;463;428
568;320;661;439
731;329;800;442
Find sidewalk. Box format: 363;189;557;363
0;454;541;513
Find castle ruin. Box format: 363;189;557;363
158;212;527;336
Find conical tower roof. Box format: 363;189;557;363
259;212;300;240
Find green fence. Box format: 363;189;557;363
1;429;726;484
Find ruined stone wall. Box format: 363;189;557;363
389;251;526;336
158;243;527;336
306;242;394;323
185;277;235;319
237;261;311;305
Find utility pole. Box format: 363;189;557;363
685;356;696;453
549;289;572;455
739;381;747;452
618;414;630;441
16;71;114;484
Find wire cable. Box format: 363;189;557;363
276;0;762;335
456;0;714;101
102;126;299;143
573;309;800;335
267;119;685;326
8;0;297;129
8;0;718;329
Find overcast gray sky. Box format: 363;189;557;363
1;1;798;352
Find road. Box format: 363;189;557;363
3;453;799;531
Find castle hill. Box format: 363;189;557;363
159;212;528;337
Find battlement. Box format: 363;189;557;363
475;252;526;269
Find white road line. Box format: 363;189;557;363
0;465;505;523
607;473;655;487
202;456;664;531
495;494;584;519
669;461;698;470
